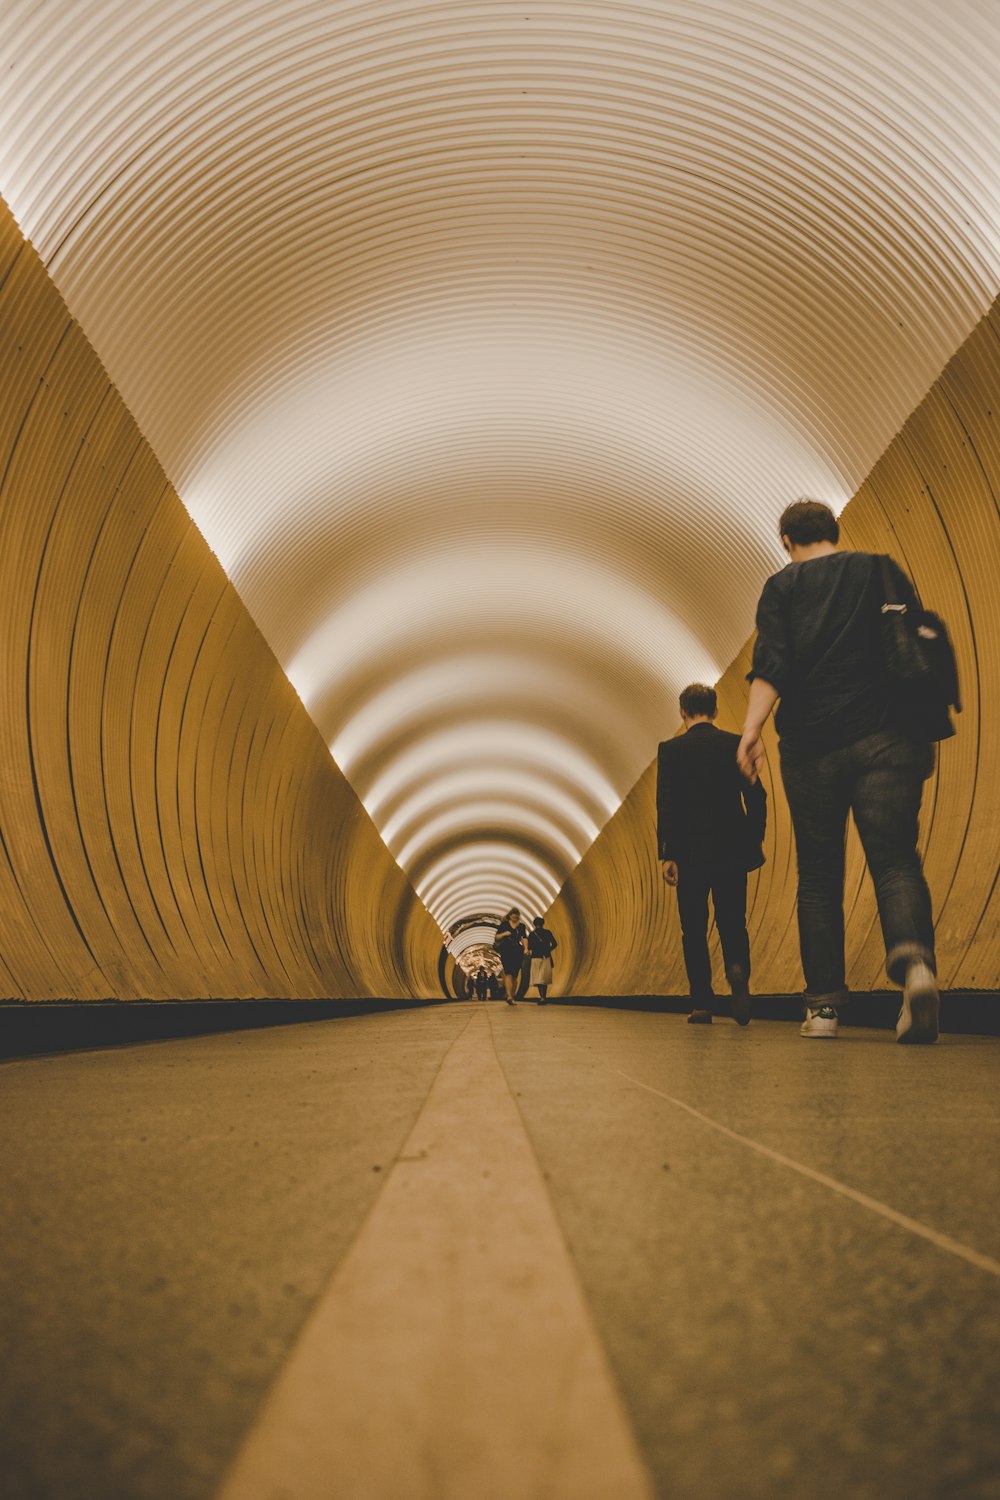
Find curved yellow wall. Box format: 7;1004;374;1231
0;200;440;1002
549;302;1000;998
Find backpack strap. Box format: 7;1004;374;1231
877;552;924;613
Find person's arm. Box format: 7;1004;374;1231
738;576;789;782
737;678;779;782
656;741;680;882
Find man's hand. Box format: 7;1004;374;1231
661;860;679;887
738;679;779;782
737;732;765;783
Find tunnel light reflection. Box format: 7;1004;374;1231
437;907;541;936
415;842;561;899
417;841;561;931
363;722;621;823
418;862;558;909
365;718;618;920
329;652;613;786
289;543;720;723
448;925;503;961
422;869;556;913
436;900;546;934
426;875;558;928
394;802;584;874
419;873;555;917
430;862;555;900
379;766;601;850
422;875;558;918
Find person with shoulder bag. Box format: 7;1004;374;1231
526;917;558;1003
737;499;959;1045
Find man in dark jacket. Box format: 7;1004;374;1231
657;683;767;1024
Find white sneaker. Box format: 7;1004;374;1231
897;963;939;1044
800;1005;839;1038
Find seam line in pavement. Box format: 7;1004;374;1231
560;1041;1000;1280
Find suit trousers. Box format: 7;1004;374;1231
675;863;750;1003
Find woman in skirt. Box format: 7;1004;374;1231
527;917;558;1003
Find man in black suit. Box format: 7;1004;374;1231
657;683;767;1024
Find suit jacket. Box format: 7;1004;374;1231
656;723;767;871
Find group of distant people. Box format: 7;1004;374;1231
472;968;503;1002
656;498;951;1044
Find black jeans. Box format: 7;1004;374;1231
676;864;750;1004
779;729;935;1001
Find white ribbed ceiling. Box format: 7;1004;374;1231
3;0;1000;932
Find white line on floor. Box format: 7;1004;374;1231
561;1038;1000;1280
215;1011;654;1500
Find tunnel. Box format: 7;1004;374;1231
0;4;999;1498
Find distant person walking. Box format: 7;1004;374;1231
493;908;528;1005
527;917;558;1003
737;499;949;1043
657;683;767;1024
474;966;489;1001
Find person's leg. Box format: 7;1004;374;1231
780;743;852;1034
676;865;714;1017
710;867;751;1024
503;971;516;1004
849;732;938;1041
537;983;548;1001
710;867;750;975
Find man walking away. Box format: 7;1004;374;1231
658;684;767;1024
737;499;941;1043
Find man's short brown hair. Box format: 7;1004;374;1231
779;499;839;546
679;683;717;718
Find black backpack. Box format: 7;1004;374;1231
878;555;961;742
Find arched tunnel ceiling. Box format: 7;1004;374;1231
2;0;1000;932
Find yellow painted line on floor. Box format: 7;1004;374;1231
571;1044;1000;1281
215;1011;654;1500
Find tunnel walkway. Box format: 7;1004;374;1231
2;1004;999;1500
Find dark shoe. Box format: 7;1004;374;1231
727;964;751;1026
897;963;939;1044
687;1009;713;1024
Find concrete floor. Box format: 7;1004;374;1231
1;1003;998;1500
